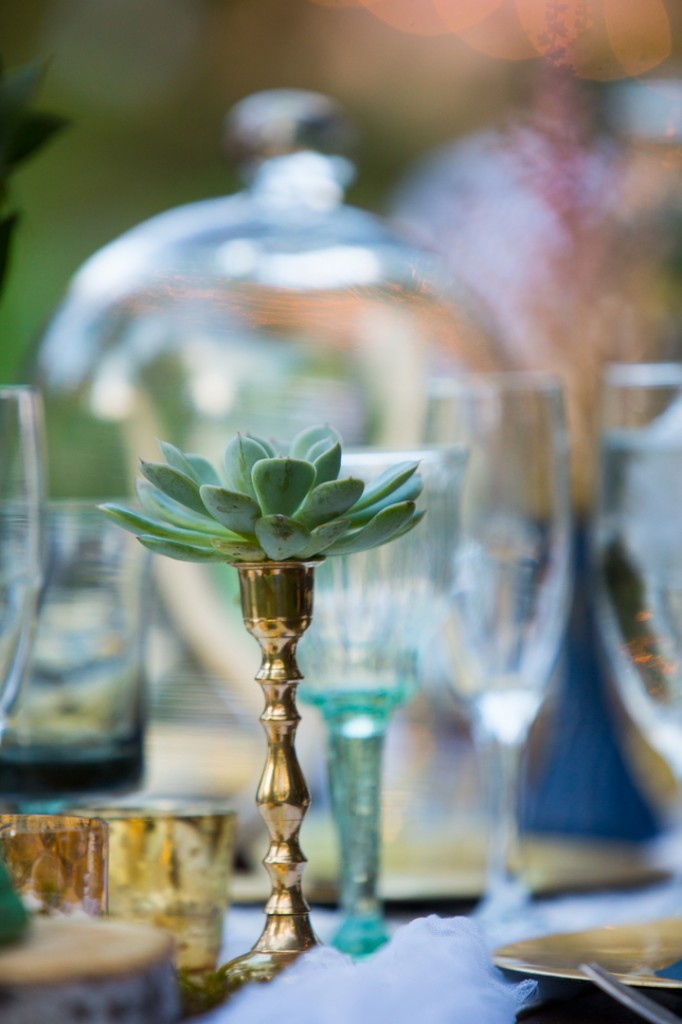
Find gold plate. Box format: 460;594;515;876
494;918;682;989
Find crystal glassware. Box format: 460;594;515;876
299;445;466;956
594;362;682;845
426;372;572;932
0;500;151;804
0;387;45;737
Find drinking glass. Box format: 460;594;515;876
0;387;45;736
0;501;150;804
594;362;682;849
426;372;572;930
299;445;466;957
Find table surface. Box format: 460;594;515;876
522;990;663;1022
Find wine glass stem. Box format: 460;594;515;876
325;714;389;954
475;726;525;910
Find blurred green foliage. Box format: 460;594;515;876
0;58;66;298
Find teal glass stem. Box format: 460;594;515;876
318;702;396;958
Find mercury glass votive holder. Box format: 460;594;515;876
77;803;237;975
0;813;108;917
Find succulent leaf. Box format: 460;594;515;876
252;458;316;517
186;453;222;487
139;461;207;516
290;424;340;461
348;462;419;513
104;425;424;566
295;477;364;529
388;508;426;542
293;518;351;559
344;474;422;527
99;503;219;547
137;535;228;562
245;433;277;458
324;500;418;555
200;485;260;536
305;437;334;465
209;538;268;561
136;479;225;535
312;439;342;486
159;441;199;482
255;515;312;560
223;434;270;498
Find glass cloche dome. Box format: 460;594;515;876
25;92;497;848
33;89;495;499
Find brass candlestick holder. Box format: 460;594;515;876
100;423;425;994
221;561;320;988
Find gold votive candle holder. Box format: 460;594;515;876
0;813;108;917
78;802;237;975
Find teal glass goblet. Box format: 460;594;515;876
299;445;466;958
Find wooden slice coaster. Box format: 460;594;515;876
0;916;180;1023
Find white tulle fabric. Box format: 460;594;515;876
198;914;534;1024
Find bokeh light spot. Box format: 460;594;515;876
514;0;587;67
514;0;671;79
604;0;671;79
307;0;673;81
459;2;539;60
357;0;451;36
431;0;504;34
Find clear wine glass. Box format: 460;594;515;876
0;386;45;740
425;372;573;932
594;362;682;852
299;445;466;957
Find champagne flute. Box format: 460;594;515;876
426;372;572;931
594;362;682;850
0;387;45;737
299;445;466;957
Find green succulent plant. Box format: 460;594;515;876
100;425;424;563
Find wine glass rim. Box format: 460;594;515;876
342;442;467;465
429;370;563;394
603;361;682;388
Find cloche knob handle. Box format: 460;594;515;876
224;89;356;181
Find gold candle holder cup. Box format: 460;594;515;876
0;813;108;917
73;801;237;975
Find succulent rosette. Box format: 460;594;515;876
100;425;424;563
